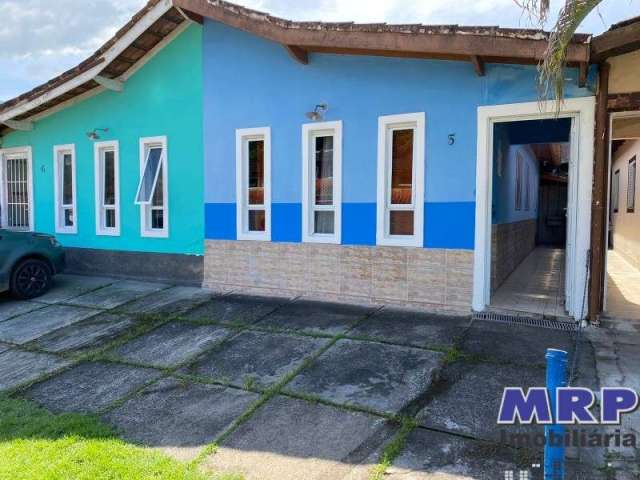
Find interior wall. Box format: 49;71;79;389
611;138;640;270
491;141;540;292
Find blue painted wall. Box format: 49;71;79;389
203;20;594;250
2;25;204;255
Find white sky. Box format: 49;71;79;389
0;0;637;101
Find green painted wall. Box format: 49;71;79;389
2;25;203;255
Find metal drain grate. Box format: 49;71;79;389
473;311;577;331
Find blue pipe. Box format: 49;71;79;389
545;348;569;480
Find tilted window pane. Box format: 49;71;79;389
62;154;73;205
248;140;264;205
314;210;334;234
628;158;636;212
248;210;265;232
390;210;414;236
315;136;333;205
391;129;413;205
135;147;162;204
103;150;116;206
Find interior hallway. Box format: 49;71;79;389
606;250;640;322
491;247;566;318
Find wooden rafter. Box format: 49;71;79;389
591;19;640;62
470;55;485;76
284;45;309;65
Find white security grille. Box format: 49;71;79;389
4;156;30;229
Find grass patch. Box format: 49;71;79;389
0;394;221;480
369;417;416;480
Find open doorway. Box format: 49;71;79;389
489;118;572;319
605;113;640;322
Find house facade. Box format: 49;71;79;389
5;0;637;320
0;1;204;284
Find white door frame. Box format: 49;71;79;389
603;110;640;312
473;97;596;320
0;146;34;232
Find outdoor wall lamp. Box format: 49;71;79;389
306;104;328;121
86;128;109;140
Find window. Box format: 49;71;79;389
94;141;120;236
628;156;636;213
515;152;523;211
54;144;77;234
0;147;33;231
377;113;425;247
302;121;342;243
612;169;620;214
236;127;271;241
136;136;168;237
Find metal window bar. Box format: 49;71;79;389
6;156;30;229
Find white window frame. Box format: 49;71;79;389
94;140;120;236
376;112;425;247
236;127;271;241
302;121;342;244
137;136;169;238
0;146;34;232
53;144;77;234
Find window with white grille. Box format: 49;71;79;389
1;148;33;231
54;145;77;234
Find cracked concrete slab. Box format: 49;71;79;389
35;274;115;304
256;299;374;336
31;312;136;353
103;377;260;461
66;280;169;310
285;339;443;415
348;308;471;349
111;321;231;368
205;395;394;480
0;298;45;322
0;350;72;391
416;361;545;445
0;304;102;344
387;428;538;480
461;320;575;367
182;294;288;325
181;330;328;388
117;286;216;316
25;361;162;413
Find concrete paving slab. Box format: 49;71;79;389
31;312;136;353
348;308;471;349
111;322;231;368
35;274;115;304
386;428;537;480
0;342;11;354
182;294;288;325
0;304;102;344
66;280;169;310
103;377;260;461
256;299;374;336
461;320;574;367
205;395;393;480
25;361;162;413
0;298;45;322
416;361;545;445
285;339;443;415
181;330;328;388
117;286;216;316
0;350;72;391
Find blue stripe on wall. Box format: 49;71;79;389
425;202;475;249
205;203;236;240
205;201;475;249
342;203;376;246
272;203;302;243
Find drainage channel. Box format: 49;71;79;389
472;310;578;332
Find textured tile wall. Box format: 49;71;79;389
204;240;473;311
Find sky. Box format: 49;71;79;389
0;0;637;102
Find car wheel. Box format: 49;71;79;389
10;259;52;300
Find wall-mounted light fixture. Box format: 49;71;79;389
305;104;328;122
86;128;109;140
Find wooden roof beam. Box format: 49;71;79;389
470;55;485;76
284;45;309;65
579;62;588;88
3;119;33;131
94;75;124;92
591;20;640;62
